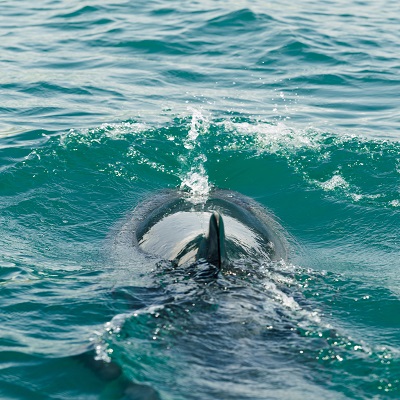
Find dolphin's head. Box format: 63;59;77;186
132;189;288;271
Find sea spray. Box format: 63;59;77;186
179;108;211;204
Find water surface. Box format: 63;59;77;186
0;0;399;399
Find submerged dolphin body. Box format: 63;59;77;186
131;189;288;268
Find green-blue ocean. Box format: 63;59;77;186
1;1;399;399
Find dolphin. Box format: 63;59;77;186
74;188;288;399
131;188;288;269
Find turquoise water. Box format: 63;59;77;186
0;1;399;399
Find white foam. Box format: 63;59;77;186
224;120;323;154
183;107;209;150
389;199;400;207
179;109;211;204
180;164;210;204
319;174;349;191
60;121;148;147
90;305;165;363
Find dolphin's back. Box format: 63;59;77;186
131;189;288;267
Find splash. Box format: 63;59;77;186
318;174;349;191
180;163;210;204
224;120;323;154
179;108;211;204
60;121;148;147
390;199;400;207
184;108;208;149
90;305;164;363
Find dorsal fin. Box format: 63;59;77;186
197;211;227;269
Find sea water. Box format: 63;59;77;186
0;1;399;399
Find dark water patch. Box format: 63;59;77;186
18;82;92;97
267;40;343;66
52;5;103;19
150;8;177;16
17;106;64;117
287;73;353;89
44;17;117;33
35;57;108;70
203;8;275;32
0;351;156;400
102;38;193;56
164;68;207;83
